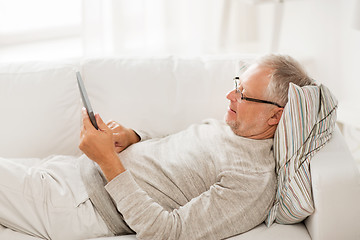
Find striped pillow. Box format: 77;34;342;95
265;82;338;226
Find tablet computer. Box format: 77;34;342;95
76;71;99;130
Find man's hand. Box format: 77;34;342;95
107;120;140;153
79;108;125;181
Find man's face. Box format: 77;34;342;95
225;63;277;139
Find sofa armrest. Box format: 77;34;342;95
304;126;360;240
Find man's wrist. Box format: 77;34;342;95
99;153;126;182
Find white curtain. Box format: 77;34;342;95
82;0;258;57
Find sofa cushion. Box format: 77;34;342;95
266;83;338;226
84;223;310;240
0;61;81;158
228;223;310;240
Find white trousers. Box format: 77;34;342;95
0;155;112;240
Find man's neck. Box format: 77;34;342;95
246;126;276;140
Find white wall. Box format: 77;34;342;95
258;0;360;127
1;0;359;127
256;0;360;166
340;0;360;127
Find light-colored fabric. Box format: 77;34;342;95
0;61;81;158
0;156;112;240
304;127;360;240
0;224;42;240
87;223;311;240
266;83;338;226
102;119;276;240
79;155;134;235
228;222;310;240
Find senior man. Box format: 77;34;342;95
0;54;314;240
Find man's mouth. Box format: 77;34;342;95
228;107;236;113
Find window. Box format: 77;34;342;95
0;0;82;62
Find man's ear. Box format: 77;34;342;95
268;108;283;126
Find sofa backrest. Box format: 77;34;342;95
0;60;81;158
80;56;252;137
0;56;252;158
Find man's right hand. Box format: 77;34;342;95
106;120;140;153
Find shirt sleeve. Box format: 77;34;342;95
132;129;171;142
131;129;152;142
105;170;275;240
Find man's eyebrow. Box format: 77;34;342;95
238;76;254;96
240;81;252;96
242;87;252;97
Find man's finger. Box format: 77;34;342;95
81;108;92;130
107;121;116;128
95;113;110;132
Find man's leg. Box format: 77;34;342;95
0;155;112;240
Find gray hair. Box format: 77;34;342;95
256;54;316;107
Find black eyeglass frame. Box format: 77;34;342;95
234;77;284;108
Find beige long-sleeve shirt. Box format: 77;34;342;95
101;119;276;239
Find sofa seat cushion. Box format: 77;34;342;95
86;223;310;240
229;223;310;240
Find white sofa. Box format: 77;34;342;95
0;56;359;240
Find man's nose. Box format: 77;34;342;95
226;89;236;101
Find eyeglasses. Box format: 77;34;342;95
233;77;283;108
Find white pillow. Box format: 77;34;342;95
0;61;81;158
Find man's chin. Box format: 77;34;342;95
224;117;242;136
225;119;237;131
224;112;233;124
